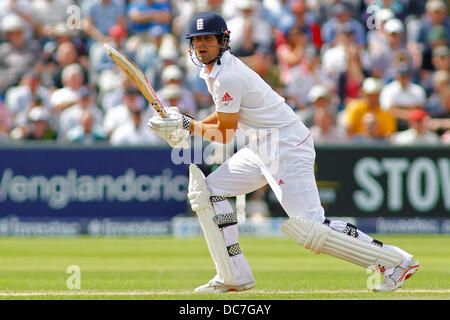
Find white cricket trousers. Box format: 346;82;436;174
204;121;412;285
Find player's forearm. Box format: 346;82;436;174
190;120;235;144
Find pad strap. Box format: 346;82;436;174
213;212;238;228
227;243;241;257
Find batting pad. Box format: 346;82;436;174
188;164;234;283
282;217;402;270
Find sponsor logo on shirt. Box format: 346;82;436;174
221;92;233;102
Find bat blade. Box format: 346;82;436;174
103;43;166;118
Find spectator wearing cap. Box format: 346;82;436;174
285;46;332;111
89;24;132;86
366;8;395;55
369;18;412;80
296;84;338;128
409;0;450;70
344;77;397;140
103;87;147;138
0;15;41;94
10;106;57;141
5;71;51;125
226;0;272;58
321;2;366;47
127;0;172;38
391;109;441;145
156;65;196;117
81;0;126;47
310;106;348;145
58;87;104;142
66;109;108;145
379;64;427;129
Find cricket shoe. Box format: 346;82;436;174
194;277;255;294
373;258;420;292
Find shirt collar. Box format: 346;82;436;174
199;50;231;80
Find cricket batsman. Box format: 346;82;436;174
147;12;419;293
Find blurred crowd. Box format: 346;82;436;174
0;0;449;146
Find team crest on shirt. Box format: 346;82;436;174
196;18;204;30
221;92;233;102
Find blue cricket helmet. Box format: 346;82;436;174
186;11;229;39
186;12;231;66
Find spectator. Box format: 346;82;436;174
89;24;132;89
310;106;348;144
103;87;146;138
262;0;295;34
366;8;395;54
0;15;41;95
226;0;272;58
244;46;283;94
10;106;57;141
322;23;371;104
286;0;322;50
369;18;412;80
58;87;104;142
321;2;366;47
5;71;51;125
157;64;197;117
31;0;74;37
297;84;338;128
127;0;172;38
421;45;450;94
0;100;13;139
49;63;86;115
344;77;397;140
66;109;108;145
409;0;450;70
441;130;450;144
391;109;441;145
109;100;163;146
42;41;87;89
276;25;308;85
82;0;126;46
426;70;450;133
285;46;332;110
351;112;391;144
379;64;427;129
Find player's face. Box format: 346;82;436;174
192;35;221;64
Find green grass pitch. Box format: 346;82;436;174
0;235;449;300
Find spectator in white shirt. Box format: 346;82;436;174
391;109;441;145
380;64;427;130
110;102;163;146
226;0;272;58
103;87;148;138
58;87;104;142
49;63;86;115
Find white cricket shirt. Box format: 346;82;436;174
199;51;301;135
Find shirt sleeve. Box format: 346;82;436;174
213;74;243;113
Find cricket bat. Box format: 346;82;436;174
103;43;167;118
